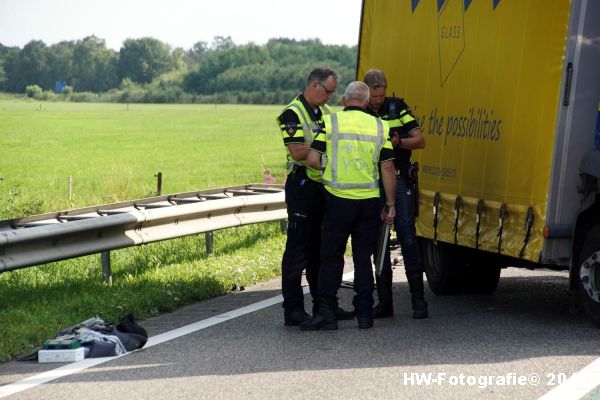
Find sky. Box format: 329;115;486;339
0;0;363;50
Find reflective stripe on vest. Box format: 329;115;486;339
284;100;330;170
323;113;385;190
288;102;321;145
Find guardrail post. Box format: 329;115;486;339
205;232;213;254
279;219;287;233
101;251;112;285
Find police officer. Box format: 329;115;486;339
363;69;428;319
276;67;354;326
301;81;396;330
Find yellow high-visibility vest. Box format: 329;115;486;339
277;97;332;182
319;110;392;200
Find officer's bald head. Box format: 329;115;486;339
343;81;370;107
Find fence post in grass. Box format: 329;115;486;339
68;176;73;204
205;232;213;254
155;172;162;196
101;251;113;285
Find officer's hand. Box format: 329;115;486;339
390;132;399;147
381;205;395;225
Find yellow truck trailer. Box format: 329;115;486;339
357;0;600;325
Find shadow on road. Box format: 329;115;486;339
12;269;594;385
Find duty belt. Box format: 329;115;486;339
395;165;411;178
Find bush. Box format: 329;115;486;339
145;86;185;103
38;90;58;101
25;84;43;99
70;92;99;102
97;88;124;102
120;87;147;103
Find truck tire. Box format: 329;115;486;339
462;263;501;294
421;239;465;295
576;225;600;327
461;247;502;294
421;239;501;295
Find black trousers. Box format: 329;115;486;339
380;175;423;276
318;192;380;319
281;167;325;314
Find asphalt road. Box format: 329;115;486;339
1;260;599;400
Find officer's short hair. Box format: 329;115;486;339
363;69;387;88
307;67;340;86
344;81;370;103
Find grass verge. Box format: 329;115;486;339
0;100;291;362
0;222;285;362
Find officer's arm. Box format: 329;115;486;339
397;127;425;150
307;131;326;169
306;149;321;169
390;98;425;150
288;143;311;161
278;109;309;161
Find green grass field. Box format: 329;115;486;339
0;100;288;217
0;100;294;361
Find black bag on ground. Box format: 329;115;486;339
114;313;148;351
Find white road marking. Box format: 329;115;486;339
538;357;600;400
0;272;354;398
0;356;123;398
2;271;598;400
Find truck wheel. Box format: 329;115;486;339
421;239;465;295
463;264;501;294
460;248;502;294
577;225;600;327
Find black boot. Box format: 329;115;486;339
406;271;428;319
373;269;394;318
314;300;354;320
300;303;337;331
284;309;311;326
299;314;337;331
357;317;373;329
334;307;355;320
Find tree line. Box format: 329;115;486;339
0;36;357;104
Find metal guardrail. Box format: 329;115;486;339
0;184;286;274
